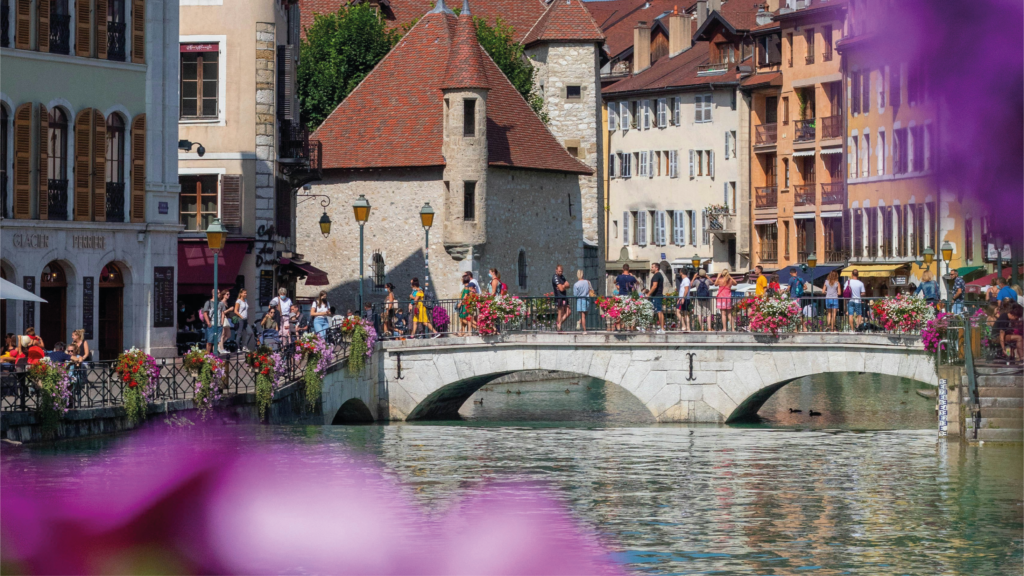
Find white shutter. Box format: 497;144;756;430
623;211;630;245
709;150;715;179
673;210;683;245
724;132;731;159
657;98;667;127
642;100;651;130
648;150;655;178
724;182;730;208
702;211;708;245
621;102;629;132
669;150;678;178
609;105;618;131
689;211;696;245
639;151;647;177
689;149;695;178
694;96;702;123
637;211;648;246
705;95;713;122
876;133;884;175
609;153;616;178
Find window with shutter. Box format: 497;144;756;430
637;211;647;246
96;0;108;58
15;0;31;49
131;0;144;63
708;150;714;179
276;178;292;237
178;174;217;231
620;102;629;132
76;0;90;55
877;130;885;175
657;98;667;127
74;109;91;220
642;100;650;130
130;114;145;222
669;150;678;178
608;153;616;178
648;150;654;178
221;175;242;231
12;104;31;218
688;149;694;178
181;46;220;119
622;211;630;245
622;153;631;178
673;210;683;245
37;0;49;53
91;110;106;221
702;212;708;245
638;151;647;177
277;45;296;121
730;131;737;158
608;105;618;131
35;104;48;220
689;211;696;245
724;182;729;208
724;132;730;159
673;97;680;125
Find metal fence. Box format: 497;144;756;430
1;327;349;413
371;295;925;338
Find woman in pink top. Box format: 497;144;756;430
716;269;737;331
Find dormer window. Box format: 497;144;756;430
463;99;476;137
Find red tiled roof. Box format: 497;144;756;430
522;0;605;46
313;10;591;174
590;0;697;58
444;11;491;88
740;70;781;88
604;41;736;94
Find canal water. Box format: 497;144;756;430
3;374;1022;575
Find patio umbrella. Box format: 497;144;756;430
0;278;47;303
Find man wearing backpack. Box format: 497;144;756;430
692;269;713;332
787;268;804;331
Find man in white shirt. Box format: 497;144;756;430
847;270;866;329
675;270;692;332
466;271;481;294
268;287;293;344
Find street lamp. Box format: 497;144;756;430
352;195;371;309
420;202;435;298
318;211;332;238
691;253;701;270
205;218;228;349
941;241;954;310
806;252;817;270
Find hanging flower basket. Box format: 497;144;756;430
295;332;335;408
113;348;160;425
870;294;935;333
27;358;74;434
182;346;226;420
478;295;527;335
748;294;802;337
245;346;279;421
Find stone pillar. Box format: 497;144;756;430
255;23;277;308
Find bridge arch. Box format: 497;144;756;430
331;398;375;424
379;334;937;423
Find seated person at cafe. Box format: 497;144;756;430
1;335;25;364
996;303;1023;360
46;342;72;363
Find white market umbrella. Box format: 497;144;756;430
0;277;47;303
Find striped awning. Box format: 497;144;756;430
792;149;815;157
820;147;843;155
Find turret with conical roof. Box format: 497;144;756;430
441;0;490;266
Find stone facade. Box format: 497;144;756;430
295;166;584;307
325;332;937;424
528;42;604;249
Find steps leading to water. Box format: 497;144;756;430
975;364;1024;442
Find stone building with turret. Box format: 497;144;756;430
296;0;591;306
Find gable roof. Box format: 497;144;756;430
312;7;591;174
603;41;738;95
589;0;698;59
522;0;605;46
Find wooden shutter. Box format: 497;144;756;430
96;0;108;59
74;110;92;220
842;208;851;256
131;0;144;63
15;0;31;49
221;175;242;231
92;111;106;221
37;0;50;52
277;45;295;121
130;114;145;222
76;0;91;56
37;104;48;220
12;104;32;219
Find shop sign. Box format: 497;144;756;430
987;243;1011;260
11;233;49;249
72;235;106;250
259;269;274;307
82;277;95;340
890;275;909;286
153;267;175;328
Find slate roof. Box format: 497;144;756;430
312;7;592;174
522;0;605;46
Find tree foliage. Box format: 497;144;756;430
472;17;546;121
298;4;402;130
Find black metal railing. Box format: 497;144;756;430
755;123;777;145
794;184;816;206
47;178;68;220
824;248;849;263
1;326;350;413
280;121;322;171
821;182;845;204
821;115;842;139
794;119;816;142
756;186;778;208
105;181;125;222
368;296;929;339
49;13;71;54
1;1;10;48
107;21;126;61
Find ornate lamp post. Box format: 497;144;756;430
806;252;817;270
691;253;701;270
205;218;227;340
352;195;371;309
420;202;435;298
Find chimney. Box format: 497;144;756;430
669;6;686;56
755;4;774;26
633;21;651;73
696;0;708;28
708;0;721;13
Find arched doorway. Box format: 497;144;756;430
39;262;68;348
99;263;124;360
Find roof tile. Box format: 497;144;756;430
523;0;605;46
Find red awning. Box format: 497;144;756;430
968;265;1024;286
178;239;252;294
278;258;330;286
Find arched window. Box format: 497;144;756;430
100;263;123;287
42;262;67;287
48;109;68;181
106;114;125;183
371;251;385;292
517;249;527;289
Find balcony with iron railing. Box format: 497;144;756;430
48;179;68;220
107;21;126;61
755;123;777;146
805;53;815;65
821;115;842;139
279;121;323;189
759;241;778;263
105;182;125;222
824;248;849;263
794;184;816;206
697;61;731;75
707;208;737;237
755;186;778;209
1;2;9;48
821;181;845;204
794;119;816;142
49;13;71;54
823;48;833;62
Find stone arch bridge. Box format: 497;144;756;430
322;333;936;424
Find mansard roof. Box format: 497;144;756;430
313;8;591;174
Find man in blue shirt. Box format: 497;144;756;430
949;269;966;314
997;277;1018;303
615;264;638;296
46;342;72;363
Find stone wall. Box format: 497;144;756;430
295;166;584;306
528;42;603;248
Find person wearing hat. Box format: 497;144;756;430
691;269;714;332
